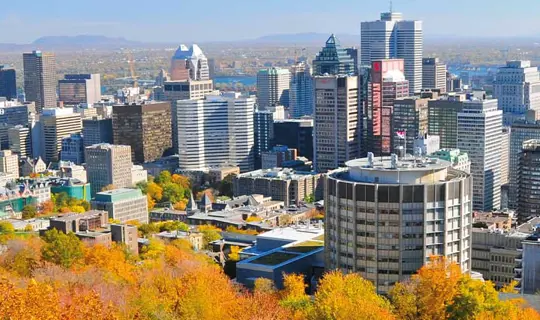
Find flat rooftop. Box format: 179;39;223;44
237;168;320;180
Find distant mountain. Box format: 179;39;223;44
32;35;142;48
251;33;359;45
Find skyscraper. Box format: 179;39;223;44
273;119;314;160
367;59;409;156
325;156;472;294
508;111;540;209
391;97;429;153
289;62;314;118
256;67;290;109
175;93;255;172
41;107;82;163
312;34;356;76
0;66;16;100
23;51;57;112
493;60;540;125
313;75;359;172
518;139;540;221
58;74;101;105
85;144;133;196
8;125;31;158
60;133;85;165
112;102;172;164
82;117;113;147
0;100;33;149
422;58;447;92
254;109;274;170
457;99;503;211
361;12;423;94
428;94;467;149
170;44;210;81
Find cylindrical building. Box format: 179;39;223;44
325;155;472;293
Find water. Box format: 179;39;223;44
213;76;256;86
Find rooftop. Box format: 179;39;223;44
237;168;320;180
94;188;144;202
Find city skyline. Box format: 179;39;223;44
2;0;540;43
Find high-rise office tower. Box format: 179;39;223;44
289;62;314;118
0;150;19;178
312;34;356;76
23;51;57;112
85;144;133;196
314;75;359;172
361;12;423;94
58;74;101;105
165;44;215;152
509;111;540;209
112;102;172;164
345;47;359;73
82;117;113;147
325;156;472;293
367;59;409;156
41;107;82;163
518;139;540;221
60;133;84;165
493;61;540;126
457;99;503;211
392;97;429;153
8;125;31;158
170;44;210;81
428;94;467;149
0;100;33;149
256;67;290;109
501;127;510;186
175;93;255;172
254;109;274;170
0;66;16;100
273;119;314;160
422;58;447;92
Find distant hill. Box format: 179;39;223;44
251;33;359;46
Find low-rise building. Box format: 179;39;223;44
236;224;324;289
19;157;46;177
111;224;139;254
149;207;187;222
60;133;84;165
142;155;179;177
261;146;297;169
473;211;513;230
131;165;148;186
522;233;540;294
0;185;46;216
233;168;323;206
155;230;204;251
48;210;109;233
208;165;240;183
430;148;471;174
49;178;91;202
91;188;148;224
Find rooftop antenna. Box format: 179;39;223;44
390;0;393;13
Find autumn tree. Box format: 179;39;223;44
40;200;55;215
22;205;38;219
198;224;222;247
155;170;172;184
311;271;395;320
41;229;84;269
0;221;15;234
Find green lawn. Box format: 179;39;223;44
251;252;299;266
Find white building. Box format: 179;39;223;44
175;92;255;172
256;67;290;109
457;99;503;211
422;57;446;92
8;125;31;158
361;11;423;94
413;134;440;156
41;107;82;164
289;62;314;118
493;61;540;126
0;150;19;178
131;165;148;186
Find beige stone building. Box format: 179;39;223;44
41;108;82;163
0;150;19;178
85;144;133;196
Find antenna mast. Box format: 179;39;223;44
390;1;393;13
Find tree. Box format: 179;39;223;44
155;171;172;185
198;225;222;247
41;229;84;269
22;205;38;219
40;200;55;215
312;271;395;320
171;174;190;189
146;182;163;202
218;174;235;198
138;223;160;237
0;221;15;234
280;273;313;318
304;193;315;204
162;182;184;204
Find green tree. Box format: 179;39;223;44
0;221;15;234
304;194;315;204
21;205;38;219
41;229;84;269
155;170;172;185
138;223;160;237
136;181;149;194
218;174;235;198
159;221;189;232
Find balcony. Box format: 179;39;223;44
515;257;522;263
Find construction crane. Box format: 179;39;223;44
126;51;138;88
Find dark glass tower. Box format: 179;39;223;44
0;66;16;100
312;34;356;76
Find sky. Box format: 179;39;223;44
0;0;538;43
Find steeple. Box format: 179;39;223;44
186;191;199;214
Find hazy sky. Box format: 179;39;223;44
0;0;537;43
